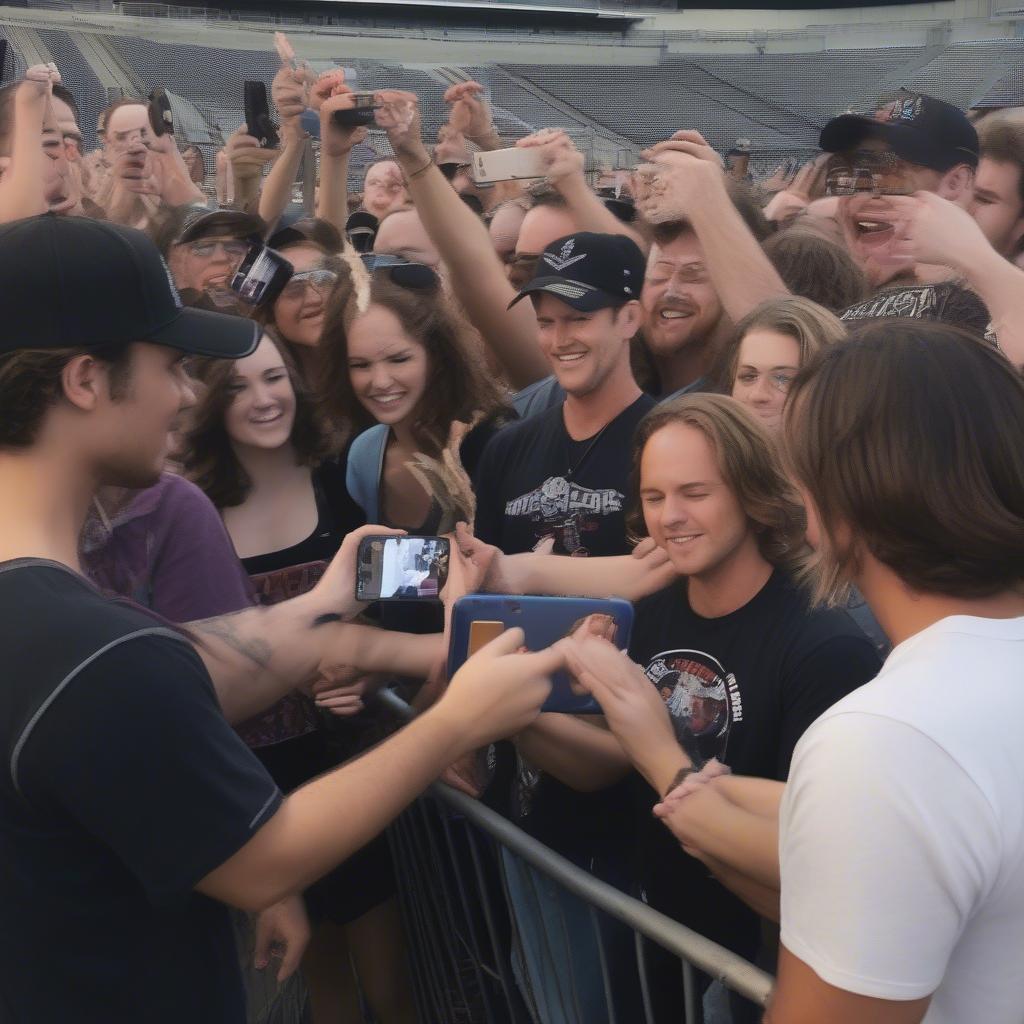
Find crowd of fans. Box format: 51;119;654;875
1;38;1023;1024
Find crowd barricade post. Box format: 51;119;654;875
377;689;774;1024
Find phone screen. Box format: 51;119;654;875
230;245;293;307
356;536;451;601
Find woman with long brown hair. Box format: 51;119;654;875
320;257;511;534
181;329;416;1024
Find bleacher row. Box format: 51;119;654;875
3;18;1023;172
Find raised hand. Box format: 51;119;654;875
443;80;495;143
633;133;729;224
374;89;425;163
516;128;584;185
111;140;163;196
225;124;280;186
319;88;370;159
272;31;314;121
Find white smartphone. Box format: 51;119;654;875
472;147;548;185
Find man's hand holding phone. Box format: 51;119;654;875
516;128;585;186
226;124;280;186
315;77;370;159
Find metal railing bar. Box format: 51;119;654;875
589;904;618;1024
439;810;502;1022
378;688;774;1007
682;958;699;1024
635;928;656;1024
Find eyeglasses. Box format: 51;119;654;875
279;268;339;300
734;369;796;394
825;150;916;197
188;239;249;261
360;253;439;289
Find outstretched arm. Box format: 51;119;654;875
374;89;549;389
197;627;562;911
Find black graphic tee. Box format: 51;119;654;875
628;570;881;958
840;280;989;335
473;394;655;558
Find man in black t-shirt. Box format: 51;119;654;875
553;395;881;1023
474;231;655;560
0;215;560;1023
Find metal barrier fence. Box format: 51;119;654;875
378;689;774;1024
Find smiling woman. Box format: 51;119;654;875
319;268;510;533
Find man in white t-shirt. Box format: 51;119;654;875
768;319;1024;1024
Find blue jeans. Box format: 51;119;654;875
501;848;641;1024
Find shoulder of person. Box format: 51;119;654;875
157;471;225;519
512;375;564;420
760;572;880;662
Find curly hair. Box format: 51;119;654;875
317;273;509;456
626;392;808;574
181;329;330;509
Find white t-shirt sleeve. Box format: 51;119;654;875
780;712;1001;1000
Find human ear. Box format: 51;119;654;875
60;354;106;412
937;164;974;204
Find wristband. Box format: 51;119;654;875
662;765;696;799
407;154;433;181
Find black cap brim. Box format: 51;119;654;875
149;305;260;359
508;276;620;313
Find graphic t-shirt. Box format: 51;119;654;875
628;571;881;956
473;394;655;558
473;394;654;860
0;560;281;1023
840;281;989;335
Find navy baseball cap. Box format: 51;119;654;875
508;231;646;313
820;91;979;172
0;214;259;358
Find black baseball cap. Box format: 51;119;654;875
0;214;259;358
508;231;645;313
178;208;266;245
820;91;979;172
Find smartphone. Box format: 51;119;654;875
472;147;548;185
148;87;173;137
244;80;280;149
332;92;378;128
230;244;294;307
355;536;451;602
447;595;635;714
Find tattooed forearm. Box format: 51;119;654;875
192;612;274;669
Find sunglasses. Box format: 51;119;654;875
825;150;917;197
279;268;338;300
360;253;439;289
